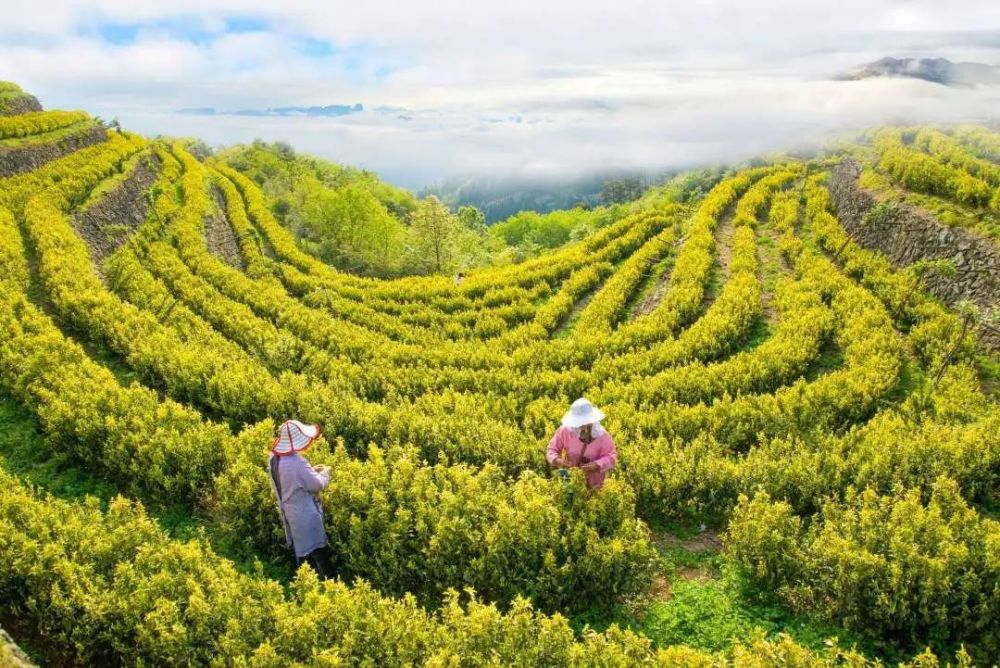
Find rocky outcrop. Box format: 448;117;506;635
0;626;36;667
71;154;159;271
830;159;1000;347
0;93;43;116
0;124;108;177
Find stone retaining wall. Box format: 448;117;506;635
71;153;159;271
830;159;1000;348
0;626;36;667
0;124;108;178
0;94;43;116
205;184;246;270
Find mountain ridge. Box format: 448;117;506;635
178;103;364;117
836;56;1000;86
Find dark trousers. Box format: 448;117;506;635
297;546;333;580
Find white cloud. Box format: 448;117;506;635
2;1;1000;187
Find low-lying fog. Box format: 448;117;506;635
4;1;1000;189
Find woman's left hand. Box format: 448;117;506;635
581;462;600;472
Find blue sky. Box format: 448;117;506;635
3;1;1000;188
91;15;269;46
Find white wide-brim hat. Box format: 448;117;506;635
561;398;605;429
271;420;322;456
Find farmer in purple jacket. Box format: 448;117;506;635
546;398;618;489
267;420;332;579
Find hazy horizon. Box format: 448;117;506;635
5;2;1000;190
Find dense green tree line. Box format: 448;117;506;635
218;141;505;276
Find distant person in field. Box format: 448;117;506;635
267;419;333;579
546;398;617;490
454;271;464;286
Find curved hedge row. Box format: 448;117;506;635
0;466;967;667
0;109;90;140
725;479;999;652
1;136;656;613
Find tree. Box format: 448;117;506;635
303;184;404;274
409;196;460;274
601;175;646;204
457;205;487;233
185;139;212;160
271;197;292;222
274;141;295;159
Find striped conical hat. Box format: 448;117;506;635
271;420;321;456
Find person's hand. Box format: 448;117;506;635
314;464;329;473
581;462;600;472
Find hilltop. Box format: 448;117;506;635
0;81;41;115
837;56;1000;87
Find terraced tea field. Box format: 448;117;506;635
0;82;997;666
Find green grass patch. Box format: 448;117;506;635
642;578;870;656
738;316;773;353
976;352;1000;398
570;522;872;660
642;579;765;652
0;394;115;503
803;337;844;380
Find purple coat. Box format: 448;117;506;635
268;453;330;558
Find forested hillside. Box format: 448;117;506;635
0;84;997;666
218;140;497;276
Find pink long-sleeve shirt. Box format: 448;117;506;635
546;426;617;489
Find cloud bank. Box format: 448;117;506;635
3;1;1000;188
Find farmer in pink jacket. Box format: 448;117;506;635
546;398;617;489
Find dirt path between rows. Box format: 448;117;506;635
756;222;789;327
633;271;671;318
554;285;600;336
699;213;735;313
645;529;724;603
715;215;735;284
631;232;686;318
